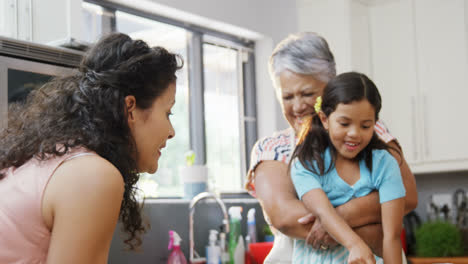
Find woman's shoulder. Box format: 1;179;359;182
374;119;395;143
46;150;124;202
41;150;125;263
41;148;124;230
65;153;122;185
254;127;294;149
250;127;294;162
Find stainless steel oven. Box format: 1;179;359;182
0;36;82;130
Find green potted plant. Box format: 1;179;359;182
408;220;467;264
263;224;274;242
415;220;463;257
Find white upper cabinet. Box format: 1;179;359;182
413;0;468;166
298;0;468;173
368;0;468;173
368;0;420;164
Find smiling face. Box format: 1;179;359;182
278;70;327;134
319;99;376;161
127;82;176;173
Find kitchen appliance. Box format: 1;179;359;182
0;36;81;130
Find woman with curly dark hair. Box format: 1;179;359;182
0;32;183;263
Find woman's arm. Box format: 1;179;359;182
255;161;383;248
335;191;381;227
302;189;375;264
381;198;405;264
304;218;383;256
254;160;312;237
387;140;418;213
42;155;124;264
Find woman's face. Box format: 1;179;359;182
278;70;327;134
127;82;176;173
319;100;376;161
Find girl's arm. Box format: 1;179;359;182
42;155;124;264
381;198;405;264
302;189;375;264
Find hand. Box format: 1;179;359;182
305;218;338;250
347;242;375;264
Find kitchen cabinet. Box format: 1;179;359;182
0;0;87;45
298;0;468;173
368;0;468;173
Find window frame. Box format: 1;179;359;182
84;0;258;193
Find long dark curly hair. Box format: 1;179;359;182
290;72;400;176
0;33;183;249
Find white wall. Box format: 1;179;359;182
146;0;298;45
296;0;353;74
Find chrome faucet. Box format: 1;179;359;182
189;192;229;264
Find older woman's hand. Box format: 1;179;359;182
303;217;338;250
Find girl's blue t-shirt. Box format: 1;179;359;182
291;148;405;206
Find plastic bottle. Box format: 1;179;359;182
206;229;221;264
219;232;230;264
233;235;245;264
167;230;187;264
247;208;257;243
228;206;243;264
245;235;251;264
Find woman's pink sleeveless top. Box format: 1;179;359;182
0;149;95;264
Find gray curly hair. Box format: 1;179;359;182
269;32;336;93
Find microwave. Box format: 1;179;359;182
0;36;82;130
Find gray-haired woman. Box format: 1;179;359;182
246;32;417;263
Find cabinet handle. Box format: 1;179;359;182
411;96;418;160
423;95;430;157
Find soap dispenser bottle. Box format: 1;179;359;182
219;232;230;264
167;230;187;264
206;229;221;264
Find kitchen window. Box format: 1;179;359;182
83;1;257;198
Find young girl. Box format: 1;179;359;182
290;72;406;264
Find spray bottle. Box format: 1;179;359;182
247;208;257;244
167;230;187;264
233;235;245;264
228;206;243;264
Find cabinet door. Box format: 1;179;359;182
414;0;468;165
369;0;421;164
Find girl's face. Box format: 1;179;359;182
127;82;176;173
319;99;376;161
278;70;327;134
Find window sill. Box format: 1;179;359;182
142;191;257;204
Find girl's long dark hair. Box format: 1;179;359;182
290;72;400;176
0;33;183;249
